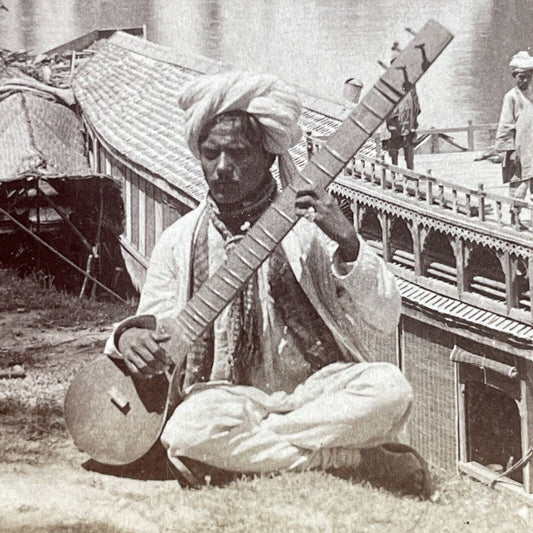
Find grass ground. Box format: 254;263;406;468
0;268;531;532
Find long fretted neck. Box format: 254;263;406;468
159;20;453;364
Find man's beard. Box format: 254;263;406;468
208;172;277;234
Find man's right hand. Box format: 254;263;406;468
118;327;172;376
475;149;503;163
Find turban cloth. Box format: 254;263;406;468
509;51;533;72
178;70;303;159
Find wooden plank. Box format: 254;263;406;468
414;151;502;191
124;166;132;242
519;376;533;493
130;170;139;249
458;461;533;502
145;181;156;257
138;177;146;256
455;363;468;465
43;27;145;55
154;187;164;242
163;197;182;229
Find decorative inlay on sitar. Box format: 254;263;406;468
65;20;453;466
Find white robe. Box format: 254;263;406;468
107;202;410;473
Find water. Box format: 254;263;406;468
1;0;532;127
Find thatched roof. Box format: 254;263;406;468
0;90;90;182
73;32;373;204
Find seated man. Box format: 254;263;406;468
107;70;431;498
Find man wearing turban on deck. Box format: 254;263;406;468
108;70;431;498
482;51;533;205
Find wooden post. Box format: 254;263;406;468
495;201;502;225
454;237;467;296
463;192;470;217
467;119;475;151
452;189;458;213
351;201;360;233
93;136;99;173
519;375;533;493
529;257;533;322
381;213;391;263
412;222;423;278
439;183;445;208
501;251;518;313
477;183;486;222
69;50;76;84
455;360;469;465
426;178;433;207
380;154;387;189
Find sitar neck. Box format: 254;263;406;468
162;20;453;364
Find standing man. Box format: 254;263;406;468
481;51;533;198
106;70;431;498
381;48;421;170
383;86;420;169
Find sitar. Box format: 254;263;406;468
64;20;453;466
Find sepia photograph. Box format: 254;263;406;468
1;1;533;531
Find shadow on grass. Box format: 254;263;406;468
82;443;239;488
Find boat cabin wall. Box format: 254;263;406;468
85;128;196;291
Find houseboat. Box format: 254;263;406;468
72;31;533;500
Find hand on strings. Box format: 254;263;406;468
295;186;360;263
118;327;172;376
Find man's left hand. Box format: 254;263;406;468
295;186;360;263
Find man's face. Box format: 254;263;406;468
514;70;532;91
199;115;273;205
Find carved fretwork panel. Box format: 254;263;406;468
390;216;414;271
335;196;353;225
421;230;457;286
466;244;506;303
329;184;533;323
452;238;473;295
378;212;392;263
359;207;383;256
516;257;531;313
497;251;519;311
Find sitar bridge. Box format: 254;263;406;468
107;386;131;414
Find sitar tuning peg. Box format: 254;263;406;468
395;64;412;91
405;27;416;36
377;60;388;70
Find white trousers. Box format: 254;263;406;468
161;362;413;474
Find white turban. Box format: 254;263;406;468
509;51;533;72
178;70;302;159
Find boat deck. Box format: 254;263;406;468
386;151;503;192
371;150;532;227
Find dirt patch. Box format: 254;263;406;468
1;269;531;532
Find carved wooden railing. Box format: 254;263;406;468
308;135;532;232
307;134;533;324
351;153;532;230
373;121;498;154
